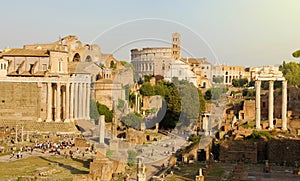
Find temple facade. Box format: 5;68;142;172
0;35;132;124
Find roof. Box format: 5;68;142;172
180;57;210;65
0;48;49;57
68;62;101;74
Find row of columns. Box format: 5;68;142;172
45;81;90;122
255;80;287;130
138;62;154;72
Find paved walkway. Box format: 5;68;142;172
0;150;53;162
0;149;94;163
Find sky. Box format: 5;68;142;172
1;0;300;67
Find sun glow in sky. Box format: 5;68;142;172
1;0;300;66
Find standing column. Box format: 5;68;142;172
74;82;78;120
86;83;90;120
99;115;105;144
82;82;87;120
70;82;74;122
135;91;138;112
62;85;66;120
65;82;70;122
282;80;287;131
55;82;61;122
137;96;140;114
268;80;274;129
255;80;261;130
78;82;83;119
46;82;52;122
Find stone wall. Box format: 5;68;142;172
219;139;300;165
268;139;300;165
0;82;41;122
219;140;257;163
94;80;125;110
241;100;255;120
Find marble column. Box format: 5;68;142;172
46;82;52;122
268;80;274;129
137;96;140;114
99;115;105;144
135;91;138;112
62;85;66;120
82;82;87;120
55;82;61;122
78;82;83;119
70;82;74;122
255;80;261;130
65;82;70;122
74;82;78;120
86;83;90;120
282;80;287;131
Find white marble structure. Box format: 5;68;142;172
0;75;91;122
164;59;198;87
254;66;287;130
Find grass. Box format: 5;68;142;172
0;156;90;180
164;162;205;181
207;165;225;177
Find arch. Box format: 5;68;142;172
85;55;92;62
75;41;82;49
73;53;81;62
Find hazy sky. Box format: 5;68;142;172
1;0;300;66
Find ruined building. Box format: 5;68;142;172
0;35;132;130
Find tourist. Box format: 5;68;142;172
10;151;14;159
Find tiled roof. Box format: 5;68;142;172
180;57;210;64
0;48;49;57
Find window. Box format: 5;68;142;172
3;64;6;70
58;61;62;72
42;64;47;71
29;64;34;74
0;63;2;70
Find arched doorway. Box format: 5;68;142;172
73;53;80;62
85;55;92;62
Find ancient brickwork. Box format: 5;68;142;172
219;140;257;163
268;139;300;165
0;82;41;121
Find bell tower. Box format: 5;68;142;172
172;33;181;60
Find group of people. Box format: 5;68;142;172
9;151;22;159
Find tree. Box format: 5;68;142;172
96;102;113;122
204;89;212;100
159;81;181;129
154;84;167;98
232;78;248;87
110;61;116;69
139;82;154;96
90;99;99;120
127;150;137;166
280;61;300;87
213;76;224;83
292;50;300;58
121;112;143;129
198;90;206;112
143;74;153;82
